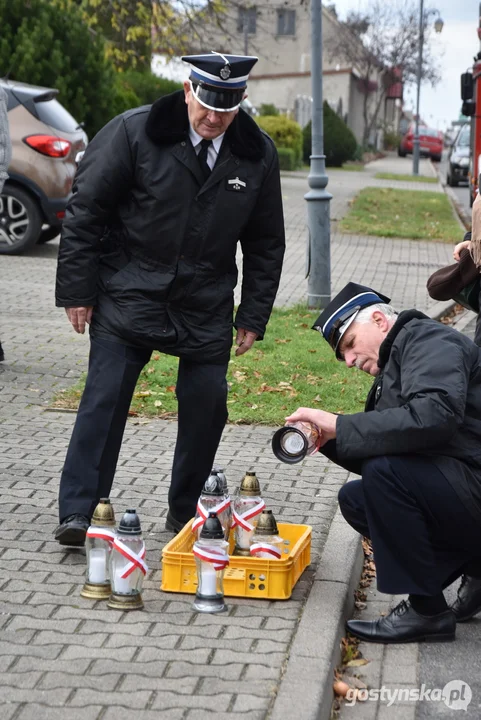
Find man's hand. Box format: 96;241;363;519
285;407;338;447
235;328;258;356
65;306;93;334
453;240;471;261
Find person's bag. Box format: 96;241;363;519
427;247;480;314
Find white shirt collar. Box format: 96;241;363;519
189;126;224;155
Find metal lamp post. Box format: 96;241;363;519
305;0;332;309
412;2;444;175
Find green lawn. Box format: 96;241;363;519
339;163;365;172
374;172;438;184
339;187;462;241
53;307;373;425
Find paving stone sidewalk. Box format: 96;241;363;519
0;154;459;719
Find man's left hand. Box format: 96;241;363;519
235;328;258;356
285;407;338;447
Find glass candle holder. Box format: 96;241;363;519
192;512;229;613
271;421;321;464
81;498;116;600
107;509;148;610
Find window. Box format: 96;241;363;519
277;9;296;36
238;7;257;35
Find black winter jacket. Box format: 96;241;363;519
55;91;285;362
325;311;481;523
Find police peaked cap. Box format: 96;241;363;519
182;51;258;112
312;282;391;358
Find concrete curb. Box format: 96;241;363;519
269;504;363;720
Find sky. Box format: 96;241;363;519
330;0;480;132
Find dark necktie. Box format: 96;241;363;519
197;139;212;181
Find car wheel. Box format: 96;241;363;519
0;185;42;255
38;225;61;244
432;155;442;163
398;148;407;157
447;172;458;187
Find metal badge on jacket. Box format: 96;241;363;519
226;176;247;192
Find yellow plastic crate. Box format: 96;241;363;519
161;520;312;600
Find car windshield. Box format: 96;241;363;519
419;128;439;138
457;125;470;147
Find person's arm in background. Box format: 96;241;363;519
0;86;12;194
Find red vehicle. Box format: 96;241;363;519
398;124;443;162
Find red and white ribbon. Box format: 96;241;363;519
86;527;116;545
250;542;282;559
192;544;230;570
112;538;148;577
192;497;231;534
231;499;266;531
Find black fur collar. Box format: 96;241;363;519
378;309;429;369
145;90;265;161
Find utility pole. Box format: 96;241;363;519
305;0;332;309
412;0;424;175
244;17;249;56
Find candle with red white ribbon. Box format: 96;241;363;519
108;509;147;610
193;512;229;613
250;510;284;560
193;471;232;541
81;498;116;600
232;471;264;555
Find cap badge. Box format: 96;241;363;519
220;64;231;80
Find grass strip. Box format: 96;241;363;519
339;187;461;241
374;172;438;184
52;307;373;425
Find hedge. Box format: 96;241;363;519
257;115;303;168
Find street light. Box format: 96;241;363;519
305;0;332;309
412;2;444;175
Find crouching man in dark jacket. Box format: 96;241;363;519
287;282;481;644
54;52;285;546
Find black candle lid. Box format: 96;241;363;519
200;512;225;539
202;473;224;496
118;509;142;535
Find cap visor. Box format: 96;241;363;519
192;82;244;112
335;311;359;359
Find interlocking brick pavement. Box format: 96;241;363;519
0;155;458;718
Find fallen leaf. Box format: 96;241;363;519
147;367;155;374
153;354;160;361
346;658;369;667
308;349;317;353
154;400;162;407
135;391;151;397
166;385;176;392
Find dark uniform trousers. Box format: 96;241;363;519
58;337;228;523
338;455;481;596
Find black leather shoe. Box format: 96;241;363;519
164;510;186;534
346;600;456;644
54;514;90;546
451;575;481;622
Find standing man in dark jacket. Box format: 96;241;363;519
54;52;285;546
286;282;481;644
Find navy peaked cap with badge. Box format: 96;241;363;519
182;51;258;112
312;282;391;358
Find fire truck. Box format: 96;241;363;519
461;13;481;206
